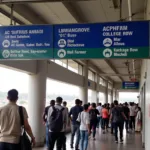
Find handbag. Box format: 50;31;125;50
19;106;32;150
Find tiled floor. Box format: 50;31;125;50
34;129;143;150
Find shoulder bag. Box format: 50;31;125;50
19;106;32;150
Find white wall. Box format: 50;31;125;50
140;59;150;150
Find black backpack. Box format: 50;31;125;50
89;109;97;120
49;106;64;132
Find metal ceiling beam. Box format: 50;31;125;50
105;59;124;82
6;4;48;24
99;73;140;76
0;0;95;4
0;7;25;25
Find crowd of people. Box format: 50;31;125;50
0;89;142;150
43;97;142;150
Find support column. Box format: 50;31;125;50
80;61;88;104
96;74;100;104
28;60;47;146
105;81;108;103
115;89;119;100
111;89;114;103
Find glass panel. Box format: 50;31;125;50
88;70;95;81
68;60;78;73
99;92;105;104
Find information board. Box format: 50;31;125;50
54;21;149;59
0;25;53;59
122;82;139;89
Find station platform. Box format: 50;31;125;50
33;129;143;150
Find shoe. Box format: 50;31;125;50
70;145;74;149
103;131;105;134
120;139;123;144
93;137;96;140
115;140;118;143
75;148;79;150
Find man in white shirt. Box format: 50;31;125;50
129;102;136;131
96;103;102;128
77;104;90;150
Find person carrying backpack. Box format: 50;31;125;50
47;97;68;150
89;103;99;140
110;100;127;143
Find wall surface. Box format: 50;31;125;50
140;59;150;150
0;60;37;74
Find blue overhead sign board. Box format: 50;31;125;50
0;21;149;60
53;21;149;59
122;82;139;89
0;25;53;59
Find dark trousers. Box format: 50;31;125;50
62;134;66;150
111;122;114;134
130;116;135;130
114;122;124;141
101;118;109;130
0;142;20;150
48;132;65;150
90;120;97;138
125;120;129;131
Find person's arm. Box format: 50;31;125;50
86;113;91;135
47;107;53;125
24;119;35;145
121;112;127;120
69;108;73;121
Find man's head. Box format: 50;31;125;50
92;103;96;109
7;89;18;102
50;100;55;106
99;103;102;106
56;97;63;104
114;100;118;106
75;99;80;105
125;102;128;107
63;101;67;107
83;104;89;111
79;100;83;106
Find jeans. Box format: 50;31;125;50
80;130;89;150
48;132;65;150
114;122;124;141
97;116;102;128
0;142;20;150
71;124;80;148
90;120;97;138
130;116;135;130
46;122;49;148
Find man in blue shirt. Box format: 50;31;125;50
69;99;83;150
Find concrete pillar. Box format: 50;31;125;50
115;90;119;100
28;60;47;146
105;81;108;103
96;74;100;104
81;61;88;104
111;89;114;103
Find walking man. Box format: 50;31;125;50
69;99;83;150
